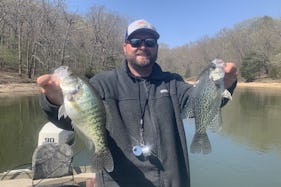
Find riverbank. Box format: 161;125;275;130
0;83;40;96
0;70;40;96
237;81;281;88
1;70;281;95
0;83;39;92
185;80;281;89
1;81;281;95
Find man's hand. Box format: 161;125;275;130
37;74;63;106
223;62;238;89
86;177;96;187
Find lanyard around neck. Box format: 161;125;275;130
139;80;150;145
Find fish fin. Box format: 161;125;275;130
58;105;68;119
103;149;114;172
91;148;114;173
70;131;85;152
182;106;194;119
73;125;95;152
222;89;232;101
190;132;212;155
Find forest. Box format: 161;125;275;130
1;0;281;82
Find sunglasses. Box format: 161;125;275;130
127;38;157;48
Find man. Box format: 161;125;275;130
37;19;238;187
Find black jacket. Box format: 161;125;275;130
39;61;236;187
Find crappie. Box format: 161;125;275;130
183;59;232;154
53;66;114;172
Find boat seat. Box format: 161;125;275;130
31;143;77;186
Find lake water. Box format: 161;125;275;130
185;87;281;187
0;94;46;172
1;87;281;186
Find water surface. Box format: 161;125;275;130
0;88;281;186
0;94;46;172
185;87;281;187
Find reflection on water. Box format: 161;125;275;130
222;87;281;153
0;95;46;172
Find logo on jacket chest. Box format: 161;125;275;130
160;89;169;94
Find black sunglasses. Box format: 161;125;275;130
127;38;157;48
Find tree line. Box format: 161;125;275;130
158;16;281;82
0;0;127;78
1;0;281;82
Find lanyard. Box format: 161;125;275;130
132;80;151;157
139;99;148;145
139;80;150;145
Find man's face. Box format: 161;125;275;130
123;32;158;69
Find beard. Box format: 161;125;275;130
126;50;158;70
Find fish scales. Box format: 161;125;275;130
54;66;114;172
183;59;232;154
194;73;222;133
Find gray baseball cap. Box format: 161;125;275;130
125;19;160;41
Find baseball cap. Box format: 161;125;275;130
125;19;160;41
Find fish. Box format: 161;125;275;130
53;66;114;172
183;59;232;154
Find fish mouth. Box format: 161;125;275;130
54;66;68;73
212;58;225;66
53;66;73;79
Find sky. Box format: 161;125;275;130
65;0;281;48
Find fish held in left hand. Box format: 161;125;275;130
183;59;232;154
53;66;114;172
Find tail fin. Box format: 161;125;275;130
91;148;114;172
190;132;212;155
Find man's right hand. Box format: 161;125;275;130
37;74;63;106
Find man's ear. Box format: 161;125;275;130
123;43;127;54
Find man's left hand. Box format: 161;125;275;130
224;62;238;89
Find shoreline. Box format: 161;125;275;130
236;82;281;88
185;80;281;89
0;83;40;96
0;82;281;95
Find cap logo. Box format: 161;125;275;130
137;20;146;26
136;20;151;28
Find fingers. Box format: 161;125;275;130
223;62;238;89
37;74;52;86
225;63;238;78
37;74;60;92
224;62;237;74
37;74;52;94
36;74;63;105
86;177;96;187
